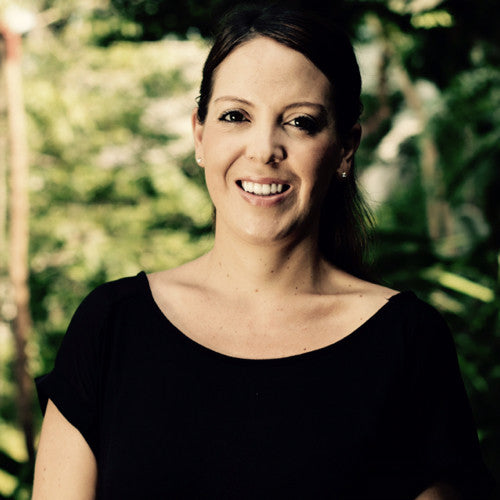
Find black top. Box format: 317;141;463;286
35;272;494;499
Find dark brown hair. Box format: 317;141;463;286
196;5;374;277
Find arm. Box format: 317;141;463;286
415;482;461;500
32;399;97;500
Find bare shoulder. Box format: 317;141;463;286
145;256;210;316
147;256;205;289
331;267;399;301
327;268;400;324
354;280;400;302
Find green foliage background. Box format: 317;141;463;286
0;0;499;498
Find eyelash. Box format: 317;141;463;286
219;110;247;123
218;111;320;135
287;116;319;135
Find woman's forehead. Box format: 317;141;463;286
210;36;332;108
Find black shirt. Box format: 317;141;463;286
36;272;494;499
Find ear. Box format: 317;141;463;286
192;108;205;167
337;123;361;177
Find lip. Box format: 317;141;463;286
236;177;292;207
238;177;290;185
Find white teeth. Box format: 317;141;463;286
241;181;287;196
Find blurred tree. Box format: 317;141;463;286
1;4;38;495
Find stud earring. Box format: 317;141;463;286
196;157;203;165
341;171;347;178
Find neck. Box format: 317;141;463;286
201;231;331;297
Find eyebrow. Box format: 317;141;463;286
213;96;328;113
213;96;253;106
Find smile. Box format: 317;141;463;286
238;180;290;196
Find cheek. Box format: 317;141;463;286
301;142;338;183
300;144;339;208
202;129;242;168
202;169;225;211
200;127;220;156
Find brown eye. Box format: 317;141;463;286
288;116;319;134
219;111;247;122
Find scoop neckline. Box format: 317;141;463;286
136;271;413;365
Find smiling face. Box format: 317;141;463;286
193;36;356;248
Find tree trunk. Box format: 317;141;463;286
370;16;454;247
1;24;35;464
395;63;453;244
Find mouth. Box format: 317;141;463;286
237;180;290;196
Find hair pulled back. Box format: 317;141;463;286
196;5;373;278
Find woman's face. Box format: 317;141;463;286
193;36;356;247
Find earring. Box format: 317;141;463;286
341;171;347;178
196;157;203;165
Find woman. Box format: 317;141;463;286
33;5;493;499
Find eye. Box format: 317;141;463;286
287;115;319;135
219;110;248;123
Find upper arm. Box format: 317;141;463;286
415;482;462;500
33;399;97;500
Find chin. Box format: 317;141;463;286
232;218;306;247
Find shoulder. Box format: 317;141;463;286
54;273;150;365
147;256;207;289
328;269;401;323
388;290;450;331
77;273;147;313
145;257;209;311
85;272;146;302
332;268;451;344
65;273;148;338
331;268;445;325
371;286;451;339
378;290;457;364
329;266;399;300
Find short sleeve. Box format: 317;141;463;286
35;284;111;458
407;298;495;499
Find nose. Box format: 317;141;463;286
245;122;286;165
